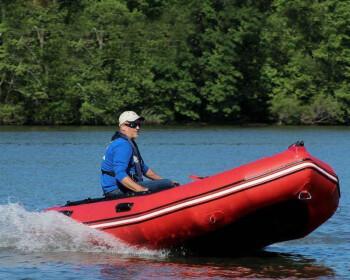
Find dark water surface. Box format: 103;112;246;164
0;126;349;279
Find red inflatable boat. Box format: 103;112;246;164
47;142;340;254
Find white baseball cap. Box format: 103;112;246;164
119;111;144;126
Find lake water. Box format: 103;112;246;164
0;126;349;279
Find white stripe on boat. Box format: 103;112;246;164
89;162;337;229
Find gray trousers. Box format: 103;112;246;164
105;179;174;197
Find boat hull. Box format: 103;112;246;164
47;144;340;252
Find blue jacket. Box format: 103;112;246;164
101;137;149;194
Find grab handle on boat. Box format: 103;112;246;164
116;202;134;212
298;190;312;200
288;140;304;148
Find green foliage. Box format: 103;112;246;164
270;94;303;125
271;93;344;125
0;104;26;124
0;0;350;125
262;0;350;124
301;94;344;124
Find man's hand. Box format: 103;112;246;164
121;176;148;192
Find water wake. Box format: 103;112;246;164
0;203;166;257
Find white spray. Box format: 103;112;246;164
0;203;167;258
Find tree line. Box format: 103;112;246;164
0;0;349;125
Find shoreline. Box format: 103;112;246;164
0;123;349;132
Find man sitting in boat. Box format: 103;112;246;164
101;111;175;197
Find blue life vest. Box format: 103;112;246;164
109;131;144;182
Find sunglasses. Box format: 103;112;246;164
124;121;141;129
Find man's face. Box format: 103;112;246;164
121;121;141;139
